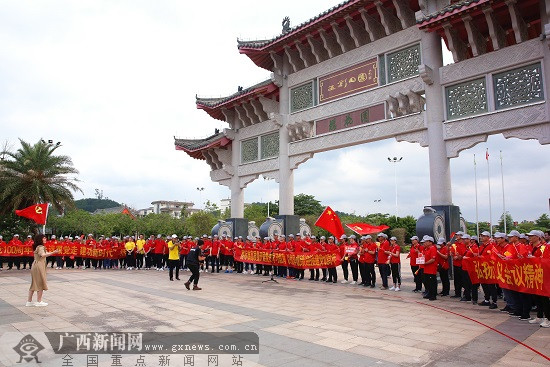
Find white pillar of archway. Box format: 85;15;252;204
278;55;295;215
422;31;453;205
230;132;244;218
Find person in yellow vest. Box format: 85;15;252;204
124;237;136;270
167;234;181;281
135;234;146;270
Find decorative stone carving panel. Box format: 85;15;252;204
240;174;259;189
493;62;544;110
238;119;278;140
210;169;232;182
289;153;314;170
290;82;314;113
395;130;429;147
444;103;548;140
241;138;258;163
446;135;488;158
440;39;543;85
260;132;280;159
287;27;422;87
501;124;550;145
386;44;421;83
445;78;488;119
290;77;423;125
289;113;424;156
238;158;279;177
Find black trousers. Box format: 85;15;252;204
155;253;164;269
481;283;497;303
453;266;463;297
359;262;367;284
534;295;550;319
424;273;437;300
145;254;153;269
366;263;376;286
349;259;358;282
187;263;200;285
327;267;337;282
168;259;179;280
378;263;390;288
461;268;472;300
125;253;134;268
438;268;450;295
391;263;401;285
411;265;423;291
136;254;144;269
341;260;349;280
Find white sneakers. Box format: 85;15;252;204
540;318;550;328
389;286;396;291
350;281;357;285
395;287;401;292
340;280;348;284
26;301;47;307
529;317;542;324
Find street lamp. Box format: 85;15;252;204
387;157;403;219
196;187;204;209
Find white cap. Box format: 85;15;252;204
340;234;347;240
202;234;207;238
494;232;507;239
507;230;521;238
320;236;326;240
471;236;479;242
462;234;470;240
480;231;491;237
421;235;434;243
437;238;445;244
14;234;19;237
51;235;56;239
349;235;356;239
171;234;178;238
311;235;316;239
365;235;372;239
377;233;388;238
526;230;544;238
27;235;32;238
88;233;93;237
410;236;419;241
288;234;294;238
157;234;162;238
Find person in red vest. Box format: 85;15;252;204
286;234;296;279
210;235;221;273
276;235;287;278
363;235;377;288
0;235;6;271
315;236;327;281
84;234;96;270
346;235;360;285
234;237;244;274
222;235;234;273
377;233;391;290
154;234;166;271
389;237;401;291
436;238;450;297
421;235;438;301
477;231;498;308
307;235;320;281
406;236;423;292
325;236;338;283
8;234;22;270
23;235;34;270
449;231;465;299
143;235;154;270
527;230;550;327
461;234;478;303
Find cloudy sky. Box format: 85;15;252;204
1;0;548;224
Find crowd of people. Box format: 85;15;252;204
1;229;549;327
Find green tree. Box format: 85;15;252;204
203;200;221;218
185;211;217;237
535;214;550;229
0;139;81;219
244;203;267;226
294;194;323;216
497;212;514;232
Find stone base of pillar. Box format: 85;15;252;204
275;215;300;237
416;205;461;241
224;218;249;240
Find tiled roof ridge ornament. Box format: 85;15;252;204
282;16;291;34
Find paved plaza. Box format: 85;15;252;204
0;258;549;367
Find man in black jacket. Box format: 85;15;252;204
184;239;205;290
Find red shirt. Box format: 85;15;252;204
409;244;422;266
154;239;166;254
478;242;494;258
437;245;449;270
277;241;287;251
464;243;479;258
211;240;220;255
423;245;438;275
450;242;465;267
515;243;532;258
144;239;154;254
377;240;390;263
390;244;401;264
502;243;518;259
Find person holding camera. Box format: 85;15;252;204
184;239;206;290
167;234;181;281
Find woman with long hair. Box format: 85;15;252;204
27;234;58;306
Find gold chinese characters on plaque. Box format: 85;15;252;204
319;58;378;103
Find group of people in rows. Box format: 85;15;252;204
409;229;550;328
2;228;549;328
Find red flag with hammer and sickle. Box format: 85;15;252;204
15;203;49;225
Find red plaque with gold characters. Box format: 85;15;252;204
319;58;378;103
315;103;385;135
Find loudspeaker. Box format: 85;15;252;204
225;218;249;239
275;215;300;237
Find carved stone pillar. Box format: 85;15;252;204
422;31;452;206
278;55;294;215
230;132;244;218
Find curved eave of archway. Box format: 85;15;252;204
174;135;232;160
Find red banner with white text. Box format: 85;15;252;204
233;248;342;269
463;257;550;297
0;243;127;260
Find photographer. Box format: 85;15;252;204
184;239;206;291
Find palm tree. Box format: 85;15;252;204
0;139;82;215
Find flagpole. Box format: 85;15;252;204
500;150;506;234
43;203;50;235
486;149;493;237
474;154;479;238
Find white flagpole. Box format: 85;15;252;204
42;203;49;235
486;149;493;236
500;150;506;234
474;154;479;238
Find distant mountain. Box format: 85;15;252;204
75;198;121;213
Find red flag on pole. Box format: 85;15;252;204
15;203;49;225
315;206;345;239
345;223;389;235
121;207;135;220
